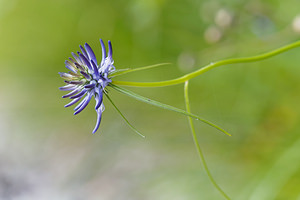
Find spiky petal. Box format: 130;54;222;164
59;39;115;133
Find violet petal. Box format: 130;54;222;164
59;84;77;91
84;43;97;65
91;60;100;78
92;109;102;134
80;71;91;79
62;88;81;98
64;96;82;107
74;94;92;115
80;45;88;59
78;52;93;71
70;89;87;99
84;83;96;88
100;39;106;66
108;40;113;58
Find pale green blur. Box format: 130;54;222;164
0;0;300;199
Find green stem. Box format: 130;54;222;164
112;40;300;87
184;81;230;200
105;93;145;138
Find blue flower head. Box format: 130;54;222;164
59;39;115;133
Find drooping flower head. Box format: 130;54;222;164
59;39;115;133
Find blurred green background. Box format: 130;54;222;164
1;0;300;199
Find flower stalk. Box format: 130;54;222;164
184;81;230;200
112;40;300;87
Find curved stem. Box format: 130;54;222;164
112;40;300;87
184;81;230;200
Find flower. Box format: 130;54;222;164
59;39;115;133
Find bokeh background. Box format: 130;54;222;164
1;0;300;199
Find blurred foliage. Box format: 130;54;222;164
0;0;300;199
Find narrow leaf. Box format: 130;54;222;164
110;84;231;136
105;93;145;138
109;63;171;77
109;68;131;75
